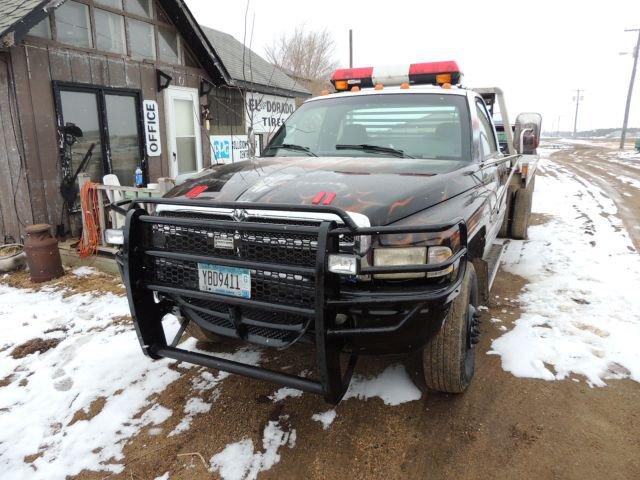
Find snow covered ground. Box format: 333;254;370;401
0;279;182;479
490;156;640;385
0;272;421;479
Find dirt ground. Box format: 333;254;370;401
39;142;640;479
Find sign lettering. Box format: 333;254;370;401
245;93;297;134
143;100;162;157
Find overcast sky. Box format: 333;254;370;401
186;0;640;132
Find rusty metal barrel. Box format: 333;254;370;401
24;224;64;283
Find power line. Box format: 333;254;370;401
620;28;640;150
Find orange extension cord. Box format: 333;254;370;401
78;181;101;257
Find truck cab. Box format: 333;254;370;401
116;61;541;403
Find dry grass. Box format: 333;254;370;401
11;338;62;359
1;268;124;297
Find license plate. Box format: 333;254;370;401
197;263;251;298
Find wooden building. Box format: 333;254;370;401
0;0;309;243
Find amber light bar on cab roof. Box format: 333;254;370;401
330;61;462;91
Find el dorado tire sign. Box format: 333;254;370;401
143;100;162;157
245;93;296;134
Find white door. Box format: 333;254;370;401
164;86;202;178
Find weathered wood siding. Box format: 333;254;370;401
0;52;34;242
4;41;212;237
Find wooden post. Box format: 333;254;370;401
96;187;106;246
77;173;90;238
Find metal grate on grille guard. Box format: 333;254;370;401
143;210;332;348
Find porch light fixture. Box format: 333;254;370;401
200;78;214;97
156;70;172;91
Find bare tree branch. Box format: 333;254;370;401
265;26;339;82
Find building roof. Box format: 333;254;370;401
200;26;310;98
0;0;54;43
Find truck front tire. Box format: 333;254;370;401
511;176;535;240
421;262;479;393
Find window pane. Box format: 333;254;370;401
59;91;104;182
95;0;122;9
174;98;197;173
125;0;152;17
56;1;92;48
127;19;155;59
174;99;195;136
184;49;198;68
95;9;125;54
27;16;51;39
105;95;141;186
476;102;497;155
176;138;196;172
158;26;180;64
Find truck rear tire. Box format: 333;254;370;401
511;176;535;240
186;321;221;343
421;262;479;393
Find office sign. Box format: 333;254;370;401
245;93;296;134
143;100;161;157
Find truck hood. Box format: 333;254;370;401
165;157;471;226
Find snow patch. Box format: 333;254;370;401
311;409;337;429
71;266;99;277
209;416;296;480
169;397;211;437
344;364;421;405
489;159;640;386
269;387;303;402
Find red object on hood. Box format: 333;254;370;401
185;185;208;198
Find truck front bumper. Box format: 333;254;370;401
119;198;468;403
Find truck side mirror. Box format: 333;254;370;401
514;113;542;155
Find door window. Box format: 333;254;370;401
56;84;144;186
105;94;143;185
476;100;498;158
59;90;104;182
174;98;197;172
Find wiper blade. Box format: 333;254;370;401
335;144;414;158
265;143;317;157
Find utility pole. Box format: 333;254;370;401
573;89;583;137
349;29;353;68
620;28;640;150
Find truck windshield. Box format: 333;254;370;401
263;93;471;162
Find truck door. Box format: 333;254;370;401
475;98;508;240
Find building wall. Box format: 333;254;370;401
0;51;33;242
4;39;213;237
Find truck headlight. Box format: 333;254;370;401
328;254;358;275
105;228;124;245
373;246;454;279
427;246;453;278
374;247;427;279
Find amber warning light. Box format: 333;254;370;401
331;61;462;91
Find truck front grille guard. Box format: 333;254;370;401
120;198;468;404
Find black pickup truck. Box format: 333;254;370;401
115;62;541;403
